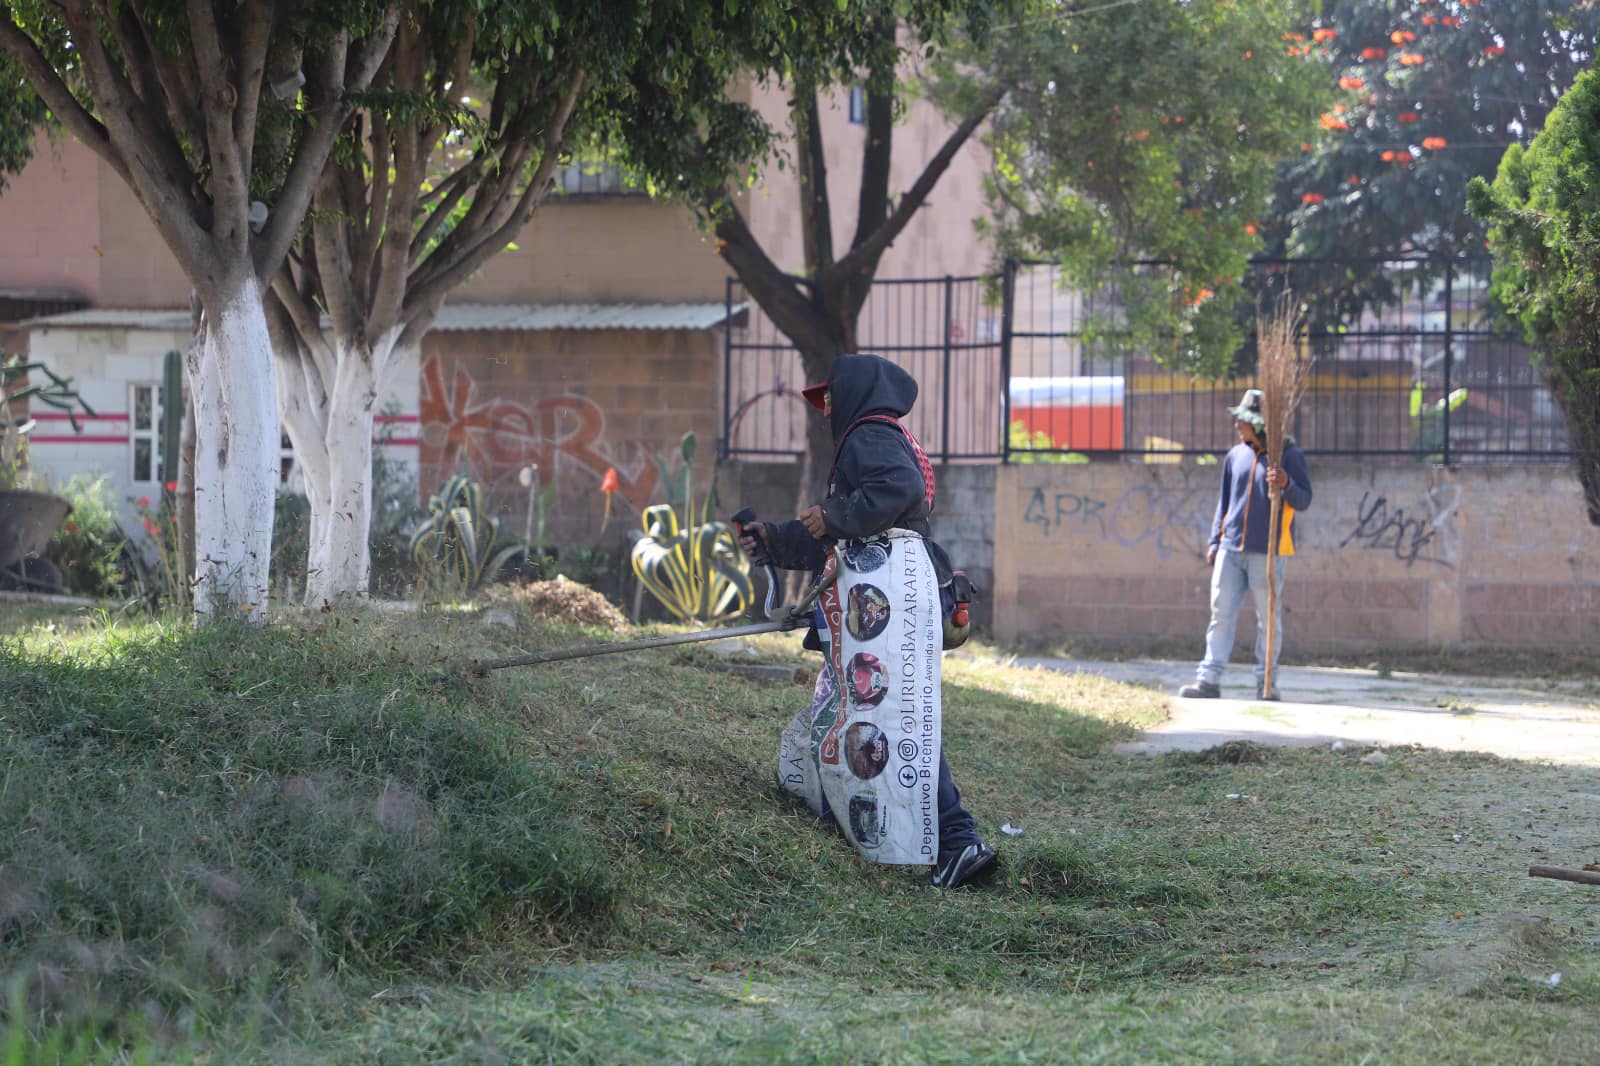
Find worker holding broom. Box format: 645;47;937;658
1179;387;1313;702
737;353;997;889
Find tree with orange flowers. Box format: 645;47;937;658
1263;0;1600;319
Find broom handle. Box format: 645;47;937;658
1263;484;1281;696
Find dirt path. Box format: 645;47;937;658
1017;656;1600;765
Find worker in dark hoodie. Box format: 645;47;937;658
738;353;997;890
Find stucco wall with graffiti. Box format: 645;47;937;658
992;460;1599;651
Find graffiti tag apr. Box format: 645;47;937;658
1339;489;1453;569
1023;488;1108;537
418;357;659;509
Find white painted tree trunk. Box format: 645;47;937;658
283;333;398;608
187;281;279;623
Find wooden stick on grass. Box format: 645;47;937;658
1255;291;1309;700
1529;864;1600;886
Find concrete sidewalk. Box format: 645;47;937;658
1016;656;1600;766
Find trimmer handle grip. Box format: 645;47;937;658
732;506;783;619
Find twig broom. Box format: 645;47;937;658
1256;291;1308;699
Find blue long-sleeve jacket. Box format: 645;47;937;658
1209;440;1312;555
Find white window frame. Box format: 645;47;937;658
129;382;162;485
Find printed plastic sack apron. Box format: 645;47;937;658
777;529;941;865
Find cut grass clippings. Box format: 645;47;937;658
1;603;1598;1063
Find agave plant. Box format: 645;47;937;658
630;432;753;624
408;474;524;595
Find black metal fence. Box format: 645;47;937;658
721;256;1573;465
720;274;1005;461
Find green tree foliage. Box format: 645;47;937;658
0;53;47;190
1466;69;1600;527
1267;0;1600;318
962;0;1326;378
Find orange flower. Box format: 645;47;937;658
1361;46;1387;61
1390;30;1416;45
136;496;152;509
1243;50;1252;59
1131;129;1151;141
1348;175;1361;185
1301;192;1325;205
1421;15;1436;25
1397;111;1419;123
1399;53;1425;66
1381;150;1397;161
1313;28;1337;42
599;467;619;532
1301;143;1313;152
1245;222;1259;235
1483;45;1505;57
1422;136;1448;150
64;523;79;533
1441;16;1460;28
1339;76;1365;91
165;480;177;493
1320;113;1349;131
1283;32;1305;42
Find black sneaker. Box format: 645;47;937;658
1179;681;1221;699
1255;684;1280;702
931;843;998;889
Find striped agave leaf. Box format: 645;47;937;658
630;503;753;624
408;474;524;593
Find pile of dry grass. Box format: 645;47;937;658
500;576;629;629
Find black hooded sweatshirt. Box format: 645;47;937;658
763;353;930;575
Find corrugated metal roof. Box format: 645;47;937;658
26;302;745;333
433;302;744;331
27;309;192;331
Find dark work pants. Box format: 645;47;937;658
820;752;980;861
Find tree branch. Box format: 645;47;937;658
49;2;217;278
830;82;1004;284
230;0;276;179
713;190;831;354
187;0;252;251
795;84;833;275
404;68;586;316
254;6;400;282
270;266;336;389
0;13;122;181
851;63;895;254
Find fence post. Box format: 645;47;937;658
1442;259;1454;466
999;260;1016;464
720;277;734;460
941;275;954;463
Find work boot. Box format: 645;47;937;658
1179;680;1221;699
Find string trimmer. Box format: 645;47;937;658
467;508;831;675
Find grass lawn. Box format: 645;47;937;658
2;599;1597;1063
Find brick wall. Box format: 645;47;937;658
992;459;1600;652
417;326;722;562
